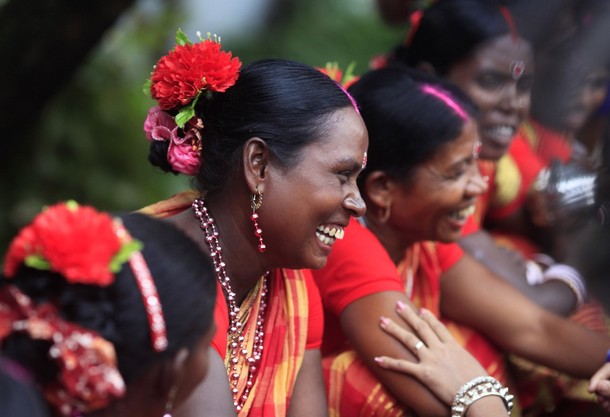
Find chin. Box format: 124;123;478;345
307;255;329;270
436;231;462;244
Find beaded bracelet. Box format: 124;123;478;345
451;376;514;417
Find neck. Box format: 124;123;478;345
196;193;270;304
362;214;414;266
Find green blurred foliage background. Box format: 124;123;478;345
0;0;404;252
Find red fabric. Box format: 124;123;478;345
313;218;507;415
487;136;545;222
313;219;463;355
524;119;572;165
211;270;323;358
141;192;322;416
312;218;405;356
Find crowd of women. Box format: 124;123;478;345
2;0;610;416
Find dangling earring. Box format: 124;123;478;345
163;385;177;417
251;186;267;253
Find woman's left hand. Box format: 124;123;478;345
589;362;610;412
374;302;488;405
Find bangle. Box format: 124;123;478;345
525;260;545;285
542;264;587;308
451;376;514;417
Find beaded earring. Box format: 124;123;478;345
250;187;267;253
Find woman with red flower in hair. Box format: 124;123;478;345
139;29;368;417
0;201;217;417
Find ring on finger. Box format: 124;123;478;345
414;340;425;351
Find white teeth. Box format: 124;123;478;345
485;125;515;140
316;225;345;244
316;230;336;246
449;205;475;221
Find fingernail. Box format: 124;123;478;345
374;357;383;363
419;307;429;316
396;300;407;311
380;316;390;327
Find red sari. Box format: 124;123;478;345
468;123;606;415
313;219;507;416
140;191;322;417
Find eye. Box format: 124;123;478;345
476;74;504;91
338;170;354;183
444;158;474;181
444;167;467;180
517;76;534;93
586;74;610;90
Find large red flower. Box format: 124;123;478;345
3;203;122;286
150;40;242;110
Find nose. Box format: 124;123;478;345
500;83;528;114
465;165;488;198
344;187;367;218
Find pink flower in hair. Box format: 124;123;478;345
144;106;203;175
167;123;202;176
143;106;176;142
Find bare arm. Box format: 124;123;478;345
340;291;455;417
459;230;577;316
375;305;511;417
440;252;609;377
287;349;328;417
175;349;236;417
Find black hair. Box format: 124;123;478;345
393;0;515;75
148;59;355;195
348;64;478;185
1;213;216;386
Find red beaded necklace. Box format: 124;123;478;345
192;197;269;412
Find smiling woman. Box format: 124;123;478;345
138;30;367;417
313;62;610;417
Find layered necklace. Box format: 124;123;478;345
192;197;269;412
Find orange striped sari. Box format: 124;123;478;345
324;242;508;417
140;191;310;417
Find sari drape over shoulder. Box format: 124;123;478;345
314;219;508;417
140;191;316;417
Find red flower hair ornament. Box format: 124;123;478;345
143;29;242;176
3;201;140;285
316;61;360;90
1;201;168;416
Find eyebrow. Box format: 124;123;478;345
336;157;363;171
478;69;532;79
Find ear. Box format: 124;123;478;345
416;61;437;75
242;137;270;195
363;170;395;213
155;347;190;397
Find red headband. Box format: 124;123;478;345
498;5;519;42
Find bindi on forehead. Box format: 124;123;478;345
509;60;525;80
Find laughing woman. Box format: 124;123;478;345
138;31;368;417
312;65;610;417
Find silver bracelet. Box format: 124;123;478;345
451;376;514;417
542;263;587;308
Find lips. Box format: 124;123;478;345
316;224;345;246
448;205;475;222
